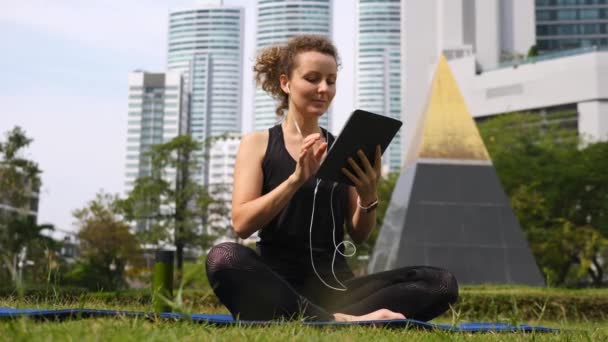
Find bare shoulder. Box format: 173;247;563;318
237;130;269;161
233;130;269;202
241;130;269;146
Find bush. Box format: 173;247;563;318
0;285;89;301
86;289;221;307
444;286;608;321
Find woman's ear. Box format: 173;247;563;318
279;74;290;94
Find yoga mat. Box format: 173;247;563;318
0;308;559;333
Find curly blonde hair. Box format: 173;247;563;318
254;35;340;117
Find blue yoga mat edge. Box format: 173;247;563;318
0;307;560;332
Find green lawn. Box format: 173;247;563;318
1;319;605;341
1;296;606;341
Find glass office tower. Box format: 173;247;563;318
536;0;608;53
356;0;402;172
168;1;244;185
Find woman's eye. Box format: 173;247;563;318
304;75;335;85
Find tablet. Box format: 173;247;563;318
317;109;402;186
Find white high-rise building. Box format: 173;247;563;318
208;134;240;191
168;0;244;185
254;0;333;131
207;134;240;233
124;71;187;195
401;0;535;155
356;0;402;173
207;133;259;244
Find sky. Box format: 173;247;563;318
0;0;356;236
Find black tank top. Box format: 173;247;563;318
257;124;353;286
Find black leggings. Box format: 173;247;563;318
206;242;458;321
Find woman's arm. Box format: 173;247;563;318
345;187;377;244
342;146;381;244
231;131;327;239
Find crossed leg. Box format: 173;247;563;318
326;266;459;322
206;242;458;322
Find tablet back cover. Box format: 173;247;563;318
317;109;402;186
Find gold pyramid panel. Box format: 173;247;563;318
416;55;490;161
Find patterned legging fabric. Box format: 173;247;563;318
206;242;459;322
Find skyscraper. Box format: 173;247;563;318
124;71;187;196
355;0;402;173
254;0;333;131
168;0;244;185
536;0;608;53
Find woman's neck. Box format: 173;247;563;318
284;111;321;138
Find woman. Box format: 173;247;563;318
206;35;458;322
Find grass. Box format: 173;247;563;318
1;295;607;341
1;313;606;341
1;319;602;342
452;285;608;322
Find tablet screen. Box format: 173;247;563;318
316;109;402;186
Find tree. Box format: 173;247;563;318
527;45;539;58
119;135;229;275
0;127;54;287
0;216;55;287
205;183;237;241
71;192;141;290
0;127;41;210
478;112;608;286
528;220;607;286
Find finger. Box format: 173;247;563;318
298;148;308;165
302;137;318;148
357;149;375;176
341;167;361;186
314;142;328;161
300;138;318;153
299;147;307;159
305;144;315;159
347;157;366;179
303;133;321;144
374;145;382;175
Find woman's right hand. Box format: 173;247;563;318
290;133;327;186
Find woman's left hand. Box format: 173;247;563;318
341;145;381;205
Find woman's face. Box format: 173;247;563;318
281;51;337;117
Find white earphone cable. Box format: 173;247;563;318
293;118;356;292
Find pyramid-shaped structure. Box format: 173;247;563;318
368;55;544;285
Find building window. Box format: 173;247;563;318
580;9;600;20
557;10;577;21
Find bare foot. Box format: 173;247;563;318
333;309;406;322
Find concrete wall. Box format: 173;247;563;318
402;0;440;160
465;52;605;116
509;0;536;56
449;51;608;142
474;0;500;68
579;101;608;142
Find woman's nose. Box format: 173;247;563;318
318;80;329;92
